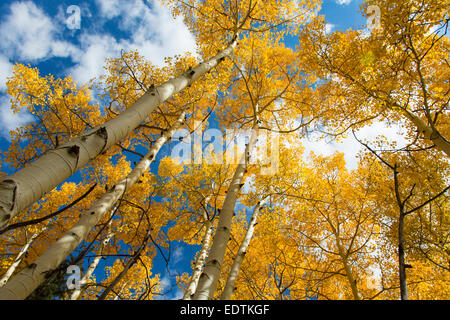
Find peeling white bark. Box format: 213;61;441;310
220;198;266;300
0;111;186;300
114;282;128;300
0;37;239;229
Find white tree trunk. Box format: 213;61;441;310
192;122;259;300
98;226;152;300
0;37;239;229
0;111;186;300
0;227;46;288
183;216;216;300
114;281;128;300
220;198;266;300
69;225;114;300
400;108;450;157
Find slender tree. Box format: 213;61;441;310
0;226;46;288
192;115;260;300
0;39;238;229
221;198;266;299
70;222;114;300
0;110;186;299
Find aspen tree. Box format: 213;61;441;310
0;111;186;300
192;110;260;300
182;219;215;300
70;223;114;300
220;198;266;300
0;227;46;288
0;38;238;229
98;224;151;300
183;194;217;300
114;282;128;300
298;0;450;157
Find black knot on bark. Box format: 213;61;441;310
95;127;108;140
67;145;80;157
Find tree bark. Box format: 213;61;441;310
0;111;186;300
113;281;128;300
400;108;450;158
393;164;409;300
70;225;114;300
334;234;361;300
0;36;239;229
0;227;45;288
183;215;216;300
192;121;259;300
220;198;265;300
98;226;151;300
398;212;408;300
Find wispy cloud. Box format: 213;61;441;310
0;55;13;92
301;120;409;170
0;0;197;134
0;1;78;62
71;0;197;84
335;0;353;5
325;23;335;34
0;95;33;138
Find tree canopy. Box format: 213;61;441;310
0;0;448;300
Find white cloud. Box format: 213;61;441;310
96;0;197;65
0;55;13;91
70;33;122;84
0;1;196;86
172;289;184;300
335;0;352;5
0;95;33;139
68;0;197;84
172;247;183;264
0;1;78;61
325;23;335;34
96;0;122;19
302;121;409;170
0;0;197;134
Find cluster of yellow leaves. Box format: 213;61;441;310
1;0;448;301
297;0;449;147
4;64;104;170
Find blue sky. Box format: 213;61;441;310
0;0;382;299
